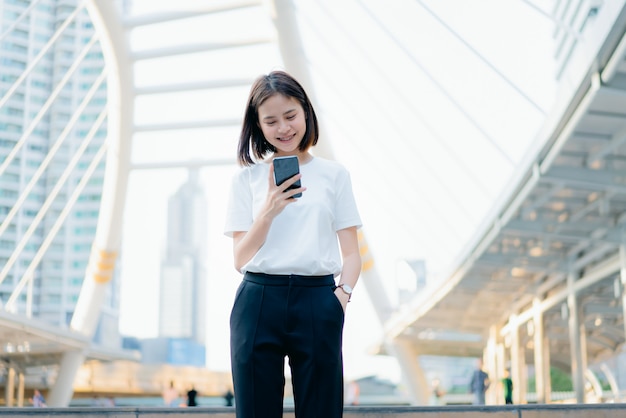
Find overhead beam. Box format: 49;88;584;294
477;251;560;265
501;253;621;335
134;78;254;95
522;184;564;216
584;303;623;315
122;1;262;27
587;124;626;165
504;219;622;245
585;334;618;351
570;131;612;141
542;166;626;194
130;159;235;170
569;191;614;223
131;38;273;60
133;119;240;132
584;109;626;121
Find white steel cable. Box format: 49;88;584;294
5;130;109;311
306;1;494;200
0;0;87;109
0;70;107;239
0;0;45;42
415;0;546;115
355;0;515;165
0;35;100;177
522;0;584;41
0;109;107;289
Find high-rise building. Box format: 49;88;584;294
160;169;207;344
144;169;207;366
0;0;119;347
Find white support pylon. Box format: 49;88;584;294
268;0;397;323
47;0;134;406
269;0;427;405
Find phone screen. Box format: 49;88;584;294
273;156;302;198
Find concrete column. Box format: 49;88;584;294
533;298;546;403
619;243;626;335
580;321;588;390
17;372;24;407
50;350;86;406
5;368;15;407
519;342;527;404
509;314;523;404
388;337;429;405
486;326;498;405
542;328;552;403
496;341;506;405
567;271;585;403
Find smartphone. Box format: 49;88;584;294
273;156;302;198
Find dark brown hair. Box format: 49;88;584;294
237;71;319;166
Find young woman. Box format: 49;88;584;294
225;70;362;418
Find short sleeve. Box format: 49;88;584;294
224;169;253;237
333;167;362;231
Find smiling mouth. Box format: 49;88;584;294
278;133;295;141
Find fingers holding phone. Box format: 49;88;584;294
264;162;305;217
281;173;305;199
272;156;305;199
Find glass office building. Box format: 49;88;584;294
0;0;120;347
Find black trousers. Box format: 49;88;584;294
230;272;345;418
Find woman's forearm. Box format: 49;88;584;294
337;227;361;287
233;215;272;271
339;251;361;287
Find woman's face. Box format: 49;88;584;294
257;94;307;156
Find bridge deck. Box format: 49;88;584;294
1;404;626;417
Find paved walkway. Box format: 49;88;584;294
2;404;626;417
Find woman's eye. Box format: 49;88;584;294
287;115;295;120
266;121;276;126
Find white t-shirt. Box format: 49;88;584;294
224;157;362;277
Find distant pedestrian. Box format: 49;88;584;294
187;386;198;407
29;389;46;407
224;389;234;406
430;378;445;405
501;369;513;404
469;359;490;405
345;381;360;405
162;380;179;407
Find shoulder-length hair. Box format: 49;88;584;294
237;71;319;166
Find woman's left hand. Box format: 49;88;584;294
334;288;350;312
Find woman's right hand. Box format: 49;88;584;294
262;163;305;218
232;163;306;272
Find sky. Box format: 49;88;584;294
116;0;558;384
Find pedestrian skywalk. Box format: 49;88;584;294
2;0;626;409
